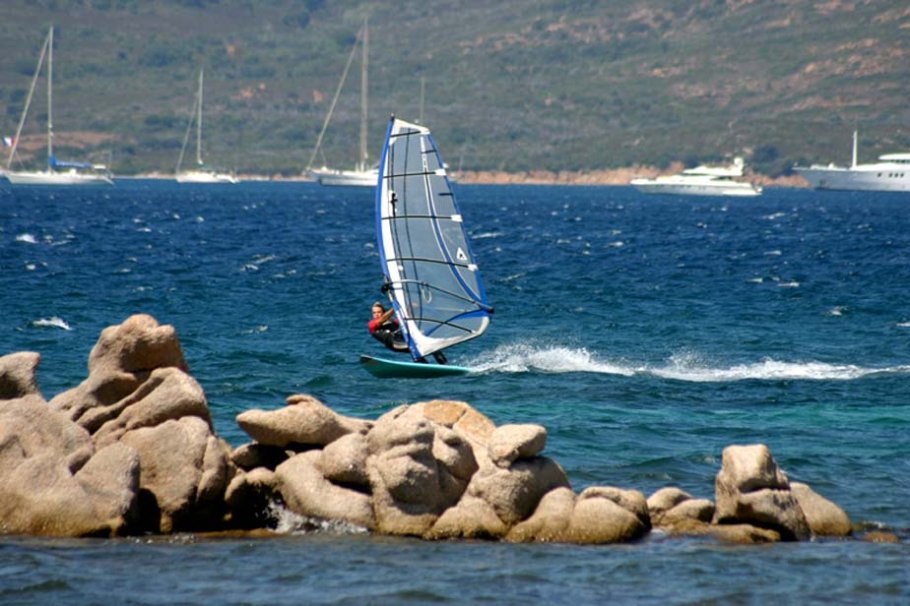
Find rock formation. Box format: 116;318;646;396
1;314;860;545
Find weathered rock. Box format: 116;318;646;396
467;457;571;527
73;442;141;534
231;442;290;471
236;394;369;448
714;444;810;541
0;452;119;537
50;369;141;426
0;352;42;400
318;431;370;487
506;486;649;544
425;495;510;540
224;468;281;529
87;314;187;375
119;416;232;533
90;367;212;447
367;417;452;536
0;396;140;537
276;451;374;529
862;531;899;543
648;487;715;528
790;482;852;537
378;400;497;469
489;424;547;468
0;394;94;473
505;487;576;542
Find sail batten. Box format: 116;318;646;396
375;117;491;360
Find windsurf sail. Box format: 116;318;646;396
375;116;492;360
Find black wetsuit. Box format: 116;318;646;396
368;317;409;352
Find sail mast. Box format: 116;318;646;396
196;69;204;166
6;29;49;170
359;17;368;172
851;130;858;169
47;26;54;169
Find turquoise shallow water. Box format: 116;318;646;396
1;180;908;604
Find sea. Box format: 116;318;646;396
0;179;908;605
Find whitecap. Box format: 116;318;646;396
652;355;909;382
469;342;635;376
31;316;72;331
16;233;37;244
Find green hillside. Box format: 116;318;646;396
1;0;908;177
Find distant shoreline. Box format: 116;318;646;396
125;168;811;188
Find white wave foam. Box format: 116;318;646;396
270;501;368;535
16;233;37;244
31;316;72;331
654;355;907;382
470;342;635;376
468;343;909;382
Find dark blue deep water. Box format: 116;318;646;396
1;179;908;604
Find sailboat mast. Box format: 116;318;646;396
6;29;49;170
47;26;54;168
359;18;368;172
851;130;858;169
197;69;204;166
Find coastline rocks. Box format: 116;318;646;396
1;316;235;536
1;315;862;545
790;482;852;537
0;351;42;399
714;444;811;541
507;486;650;544
236;394;370;448
0;390;140;537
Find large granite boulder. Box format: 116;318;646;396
120;416;232;533
647;487;715;530
714;444;810;541
0;351;42;400
790;482;852;537
51;314;189;427
0;392;140;537
506;486;650;544
236;394;370;448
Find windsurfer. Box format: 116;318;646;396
367;301;448;364
368;302;409;353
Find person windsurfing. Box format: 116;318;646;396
367;300;447;364
368;301;409;353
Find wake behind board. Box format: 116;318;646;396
360;355;470;379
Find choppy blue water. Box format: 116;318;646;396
1;179;908;604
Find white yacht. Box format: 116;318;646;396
794;131;910;192
5;27;113;186
630;157;762;197
305;18;377;188
175;69;238;184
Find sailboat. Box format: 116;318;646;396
360;117;493;378
175;69;238;184
306;19;378;187
4;27;112;186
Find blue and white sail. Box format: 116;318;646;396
376;117;492;360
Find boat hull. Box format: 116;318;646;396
631;181;761;197
310;168;377;187
4;170;112;185
794;166;910;192
176;171;238;184
360;355;470;379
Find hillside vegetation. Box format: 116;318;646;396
1;0;908;177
